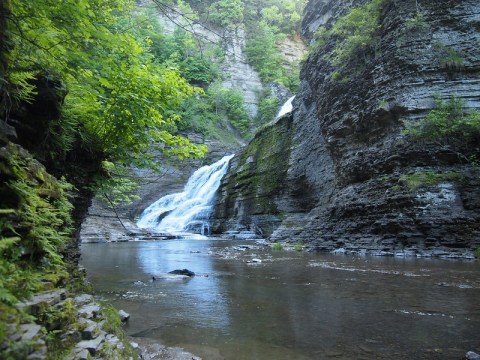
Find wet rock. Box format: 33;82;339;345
19;324;42;341
105;334;123;350
118;309;130;322
78;303;100;319
79;318;101;340
168;269;195;277
16;289;67;315
76;330;106;355
133;337;203;360
74;294;93;307
0;120;17;140
466;351;480;360
73;348;90;360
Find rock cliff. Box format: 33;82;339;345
213;0;480;257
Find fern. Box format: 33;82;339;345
8;71;37;104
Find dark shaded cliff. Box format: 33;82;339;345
214;0;480;257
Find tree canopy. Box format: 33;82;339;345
5;0;207;170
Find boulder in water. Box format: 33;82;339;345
168;269;195;277
466;351;480;360
118;309;130;322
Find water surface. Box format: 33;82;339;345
80;239;480;359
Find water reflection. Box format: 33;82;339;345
136;240;231;330
81;240;480;360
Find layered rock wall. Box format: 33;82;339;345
213;115;295;236
214;0;480;257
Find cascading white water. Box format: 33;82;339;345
136;154;234;237
275;95;295;119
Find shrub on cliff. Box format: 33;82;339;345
405;96;480;156
312;0;388;71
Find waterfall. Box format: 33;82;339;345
136;154;234;237
276;95;295;119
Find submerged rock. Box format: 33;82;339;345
168;269;195;277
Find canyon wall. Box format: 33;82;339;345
214;0;480;257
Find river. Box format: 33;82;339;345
80;239;480;359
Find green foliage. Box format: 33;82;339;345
433;42;464;70
405;96;480;148
94;161;140;207
272;242;283;251
138;16;222;87
200;0;306;89
177;83;251;140
0;145;74;303
293;244;304;251
7;0;207;170
331;71;342;81
101;304;124;339
312;0;387;69
210;85;251;136
245;22;285;83
378;99;389;109
405;11;428;31
181;56;219;85
256;89;279;126
208;0;244;27
474;248;480;258
177;95;221;136
244;0;307;35
398;171;462;191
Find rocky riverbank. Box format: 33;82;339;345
2;276;202;360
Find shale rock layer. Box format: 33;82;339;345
213;0;480;257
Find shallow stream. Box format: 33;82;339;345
80;239;480;359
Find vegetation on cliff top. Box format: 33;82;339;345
174;0;306;90
311;0;387;78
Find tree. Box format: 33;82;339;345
208;0;244;27
6;0;206;170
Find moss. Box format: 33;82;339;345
0;141;79;353
100;304;124;339
97;303;139;359
293;244;305;251
398;171;463;191
223;116;294;216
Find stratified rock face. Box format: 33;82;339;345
214;0;480;257
213;115;298;236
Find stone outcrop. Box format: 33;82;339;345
156;7;263;117
213;115;296;236
3;288;138;360
213;0;480;258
